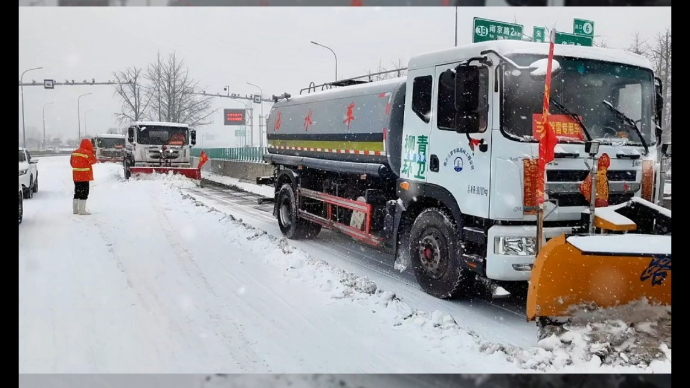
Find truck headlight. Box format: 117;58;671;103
494;236;536;256
19;169;27;176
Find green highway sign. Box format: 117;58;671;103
573;18;594;37
473;17;523;43
235;129;246;137
533;26;546;43
554;31;593;46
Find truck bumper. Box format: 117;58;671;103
485;225;574;281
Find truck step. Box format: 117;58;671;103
256;176;275;186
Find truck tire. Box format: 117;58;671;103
277;184;321;240
23;178;34;199
409;208;469;299
19;189;23;224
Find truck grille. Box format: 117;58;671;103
548;192;634;207
546;170;636;182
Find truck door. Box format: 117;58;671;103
400;70;435;184
427;62;493;219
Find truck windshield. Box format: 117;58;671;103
137;126;188;145
96;137;125;149
501;54;655;146
19;150;26;162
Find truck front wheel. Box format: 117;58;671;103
277;184;321;240
409;208;469;299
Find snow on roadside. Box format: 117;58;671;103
176;187;671;373
203;171;274;197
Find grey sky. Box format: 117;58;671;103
19;6;670;146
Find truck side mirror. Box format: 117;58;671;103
190;130;197;146
127;127;134;143
454;65;480;133
655;77;664;127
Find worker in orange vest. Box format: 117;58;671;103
70;138;98;215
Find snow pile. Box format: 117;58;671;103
203;171;274;197
176;189;671;373
536;299;671;368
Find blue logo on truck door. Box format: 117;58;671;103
443;148;474;170
453;157;463;172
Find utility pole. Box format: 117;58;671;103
247;82;264;148
454;7;458;47
311;41;338;82
77;93;93;140
42;102;54;151
20;66;43;149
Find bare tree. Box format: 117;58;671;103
364;58;407;81
627;32;649;56
144;51;215;127
592;38;609;48
113;66;151;125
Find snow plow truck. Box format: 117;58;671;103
123;121;201;181
259;40;671;331
92;133;126;163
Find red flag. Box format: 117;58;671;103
536;29;558;205
198;150;209;169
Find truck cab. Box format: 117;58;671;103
400;40;666;282
93;134;126;163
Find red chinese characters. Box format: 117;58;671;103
344;102;355;129
304;108;313;131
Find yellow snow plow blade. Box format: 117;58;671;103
527;199;671;322
526;234;671;321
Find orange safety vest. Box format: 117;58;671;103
71;139;98;182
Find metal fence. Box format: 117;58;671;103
191;147;267;163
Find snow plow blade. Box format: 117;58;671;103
527;198;671;324
129;167;201;180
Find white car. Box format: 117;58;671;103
19;148;39;199
19;178;23;224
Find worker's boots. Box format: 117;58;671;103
73;199;79;215
78;199;91;215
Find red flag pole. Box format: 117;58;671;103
536;28;557;255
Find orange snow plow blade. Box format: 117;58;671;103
527;198;671;323
129;167;201;180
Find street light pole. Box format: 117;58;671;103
77;92;93;140
247;82;264;148
42;102;54;151
84;109;93;137
310;41;338;82
20;66;43;149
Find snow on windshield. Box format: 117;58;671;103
501;54;655;146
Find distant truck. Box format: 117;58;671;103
260;40;670;300
123;121;199;180
92;134;126;163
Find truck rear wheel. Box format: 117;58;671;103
277;184;321;240
409;208;468;299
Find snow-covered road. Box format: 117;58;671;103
18;156;670;374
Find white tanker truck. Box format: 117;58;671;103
258;40;671;321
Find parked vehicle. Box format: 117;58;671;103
19;147;39;199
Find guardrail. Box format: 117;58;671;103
191;147;267;163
